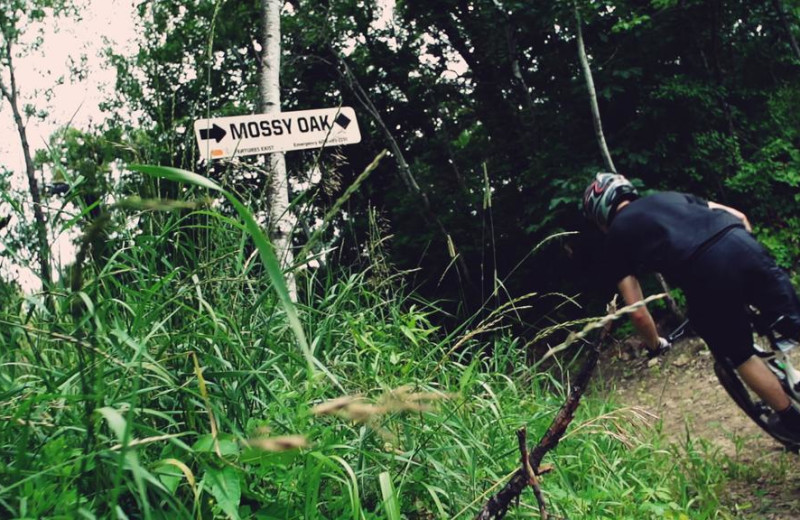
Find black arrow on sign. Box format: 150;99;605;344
199;124;226;143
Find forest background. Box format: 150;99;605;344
1;0;800;518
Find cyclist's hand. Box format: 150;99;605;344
708;201;752;232
646;337;672;359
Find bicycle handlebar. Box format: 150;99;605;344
667;319;691;344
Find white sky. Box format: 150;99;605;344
0;0;137;292
0;0;420;294
1;0;137;172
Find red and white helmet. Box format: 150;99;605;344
582;173;638;228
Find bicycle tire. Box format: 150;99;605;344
713;359;800;451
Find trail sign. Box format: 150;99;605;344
193;106;361;160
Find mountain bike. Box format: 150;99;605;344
667;308;800;450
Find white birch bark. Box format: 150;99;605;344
574;5;682;318
574;4;616;174
260;0;296;299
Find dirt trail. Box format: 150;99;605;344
594;335;800;518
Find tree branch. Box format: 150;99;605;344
332;51;473;285
474;313;614;519
574;3;616;174
0;38;52;292
518;427;548;520
490;0;534;113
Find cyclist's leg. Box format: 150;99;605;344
729;228;800;338
743;255;800;432
739;355;800;439
749;262;800;338
691;306;800;436
736;355;791;410
690;298;793;412
686;228;800;437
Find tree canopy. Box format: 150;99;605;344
2;1;800;518
7;0;800;314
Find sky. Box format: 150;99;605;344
0;0;138;292
0;0;405;294
1;0;138;172
1;0;399;170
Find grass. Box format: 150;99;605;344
0;166;765;519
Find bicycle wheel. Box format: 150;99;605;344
713;359;800;451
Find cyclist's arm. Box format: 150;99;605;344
708;200;752;232
618;275;661;351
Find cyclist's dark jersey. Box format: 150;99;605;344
603;191;800;367
604;191;744;286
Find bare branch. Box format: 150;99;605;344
333;51;473;284
574;3;616;173
0;36;52;292
517;427;548;520
474;308;615;519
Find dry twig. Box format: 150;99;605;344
517;427;547;520
474;307;616;519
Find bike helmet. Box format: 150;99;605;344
582;172;638;228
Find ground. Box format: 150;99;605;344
595;334;800;519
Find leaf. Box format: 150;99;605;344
423;483;448;519
97;406;127;442
193;434;239;456
379;471;401;520
205;466;241;520
129;164;221;192
59;199;102;233
156;458;196;497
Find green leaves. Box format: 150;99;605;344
0;226;760;519
204;466;242;520
611;13;651;33
379;472;402;520
97;406;127;441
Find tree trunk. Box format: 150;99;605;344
260;0;297;299
490;0;534;114
334;53;473;285
574;4;616;174
573;7;683;319
0;42;52;294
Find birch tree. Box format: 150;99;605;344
573;2;682;318
573;3;616;174
261;0;296;299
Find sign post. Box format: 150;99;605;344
194;106;361;160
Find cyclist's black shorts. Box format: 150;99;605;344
681;227;800;367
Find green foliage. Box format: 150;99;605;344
0;0;79;42
128;163;319;379
4;0;800;515
93;0;800;319
611;13;651;33
0;184;759;518
753;222;800;271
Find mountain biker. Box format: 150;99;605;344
583;172;800;442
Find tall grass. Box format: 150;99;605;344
0;167;745;519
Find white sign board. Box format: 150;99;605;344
193;106;361;160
